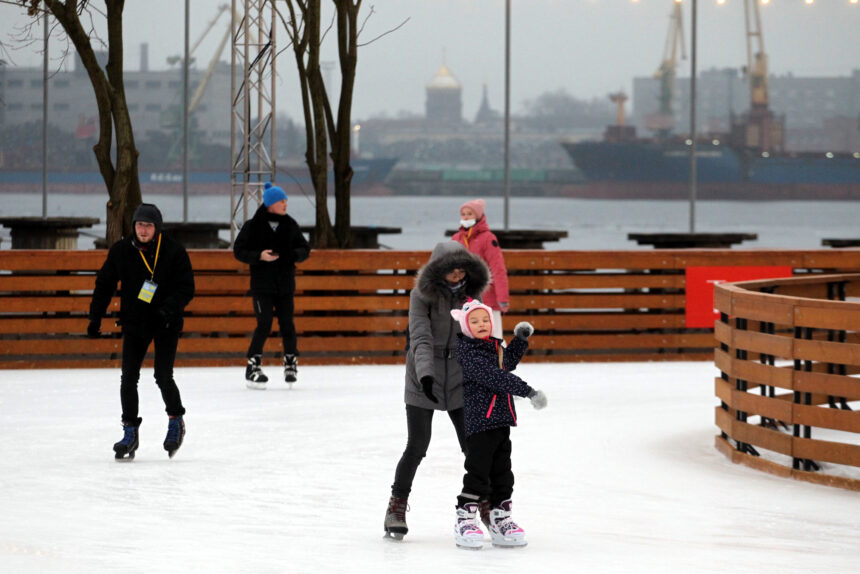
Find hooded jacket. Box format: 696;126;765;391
404;242;490;411
451;217;509;311
233;204;311;295
89;211;194;334
455;334;534;436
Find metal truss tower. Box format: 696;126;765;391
230;0;276;240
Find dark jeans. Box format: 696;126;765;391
459;426;514;508
247;293;297;357
391;404;467;500
120;327;185;424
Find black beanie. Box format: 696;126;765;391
132;203;163;232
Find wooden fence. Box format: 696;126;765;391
3;249;860;370
714;274;860;491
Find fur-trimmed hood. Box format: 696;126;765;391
414;241;490;303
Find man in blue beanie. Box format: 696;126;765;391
88;203;195;460
234;182;311;389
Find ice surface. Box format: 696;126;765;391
1;362;858;573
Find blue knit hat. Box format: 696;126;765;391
262;182;288;207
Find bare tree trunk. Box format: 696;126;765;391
281;0;336;248
34;0;142;245
326;0;360;249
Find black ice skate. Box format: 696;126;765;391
283;354;298;387
383;496;409;541
245;355;268;390
114;418;141;461
163;415;185;459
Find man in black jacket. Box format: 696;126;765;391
88;203;195;461
233;182;311;389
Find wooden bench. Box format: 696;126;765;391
4;249;860;369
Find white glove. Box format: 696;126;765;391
529;389;547;410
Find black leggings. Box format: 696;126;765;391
391;404;467;500
120;327;185;424
247;293;297;357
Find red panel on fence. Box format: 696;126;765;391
685;266;794;328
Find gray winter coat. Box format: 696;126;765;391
404;242;490;410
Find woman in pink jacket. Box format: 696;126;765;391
451;199;510;339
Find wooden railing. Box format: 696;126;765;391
3;249;860;370
714;274;860;491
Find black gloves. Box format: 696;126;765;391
157;307;174;330
420;375;438;403
86;319;101;339
513;321;535;341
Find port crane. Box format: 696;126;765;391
731;0;785;152
645;0;686;138
161;4;232;164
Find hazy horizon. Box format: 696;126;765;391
2;0;858;122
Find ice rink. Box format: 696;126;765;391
1;361;858;573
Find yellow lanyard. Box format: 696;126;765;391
138;234;162;279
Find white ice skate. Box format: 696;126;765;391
488;500;528;548
453;503;484;550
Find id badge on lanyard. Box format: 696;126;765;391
138;279;158;303
137;234;162;304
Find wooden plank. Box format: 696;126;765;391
730;387;793;422
731;329;794;358
0;275;98;291
501;312;686;331
530;332;715;350
794;305;860;331
0;335;407;355
507;273;685;290
729;291;795;325
793;403;860;433
0;250;108;271
793;370;860;401
730;420;793;455
511;293;684;310
794;338;860;367
793;436;860;468
724;357;794;390
676;251;806;267
714;377;732;406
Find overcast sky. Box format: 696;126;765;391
2;0;859;122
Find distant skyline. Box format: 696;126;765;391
2;0;858;123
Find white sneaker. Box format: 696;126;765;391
488;500;527;547
453;502;484;550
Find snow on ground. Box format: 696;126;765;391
1;361;858;573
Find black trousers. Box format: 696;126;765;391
460;426;514;508
391;404;467;500
120;327;185;424
247;292;297;357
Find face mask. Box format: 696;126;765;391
460;219;476;228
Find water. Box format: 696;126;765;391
0;192;857;250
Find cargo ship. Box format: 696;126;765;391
561;0;860;201
560;138;860;200
0;157;399;196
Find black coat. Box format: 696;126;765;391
233;205;311;295
456;335;534;436
89;233;195;334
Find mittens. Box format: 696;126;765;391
513;321;534;341
420;375;438;403
528;389;547;410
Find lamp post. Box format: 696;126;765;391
688;0;698;233
42;7;48;219
182;0;190;223
503;0;511;231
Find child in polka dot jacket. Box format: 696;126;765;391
449;298;548;549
